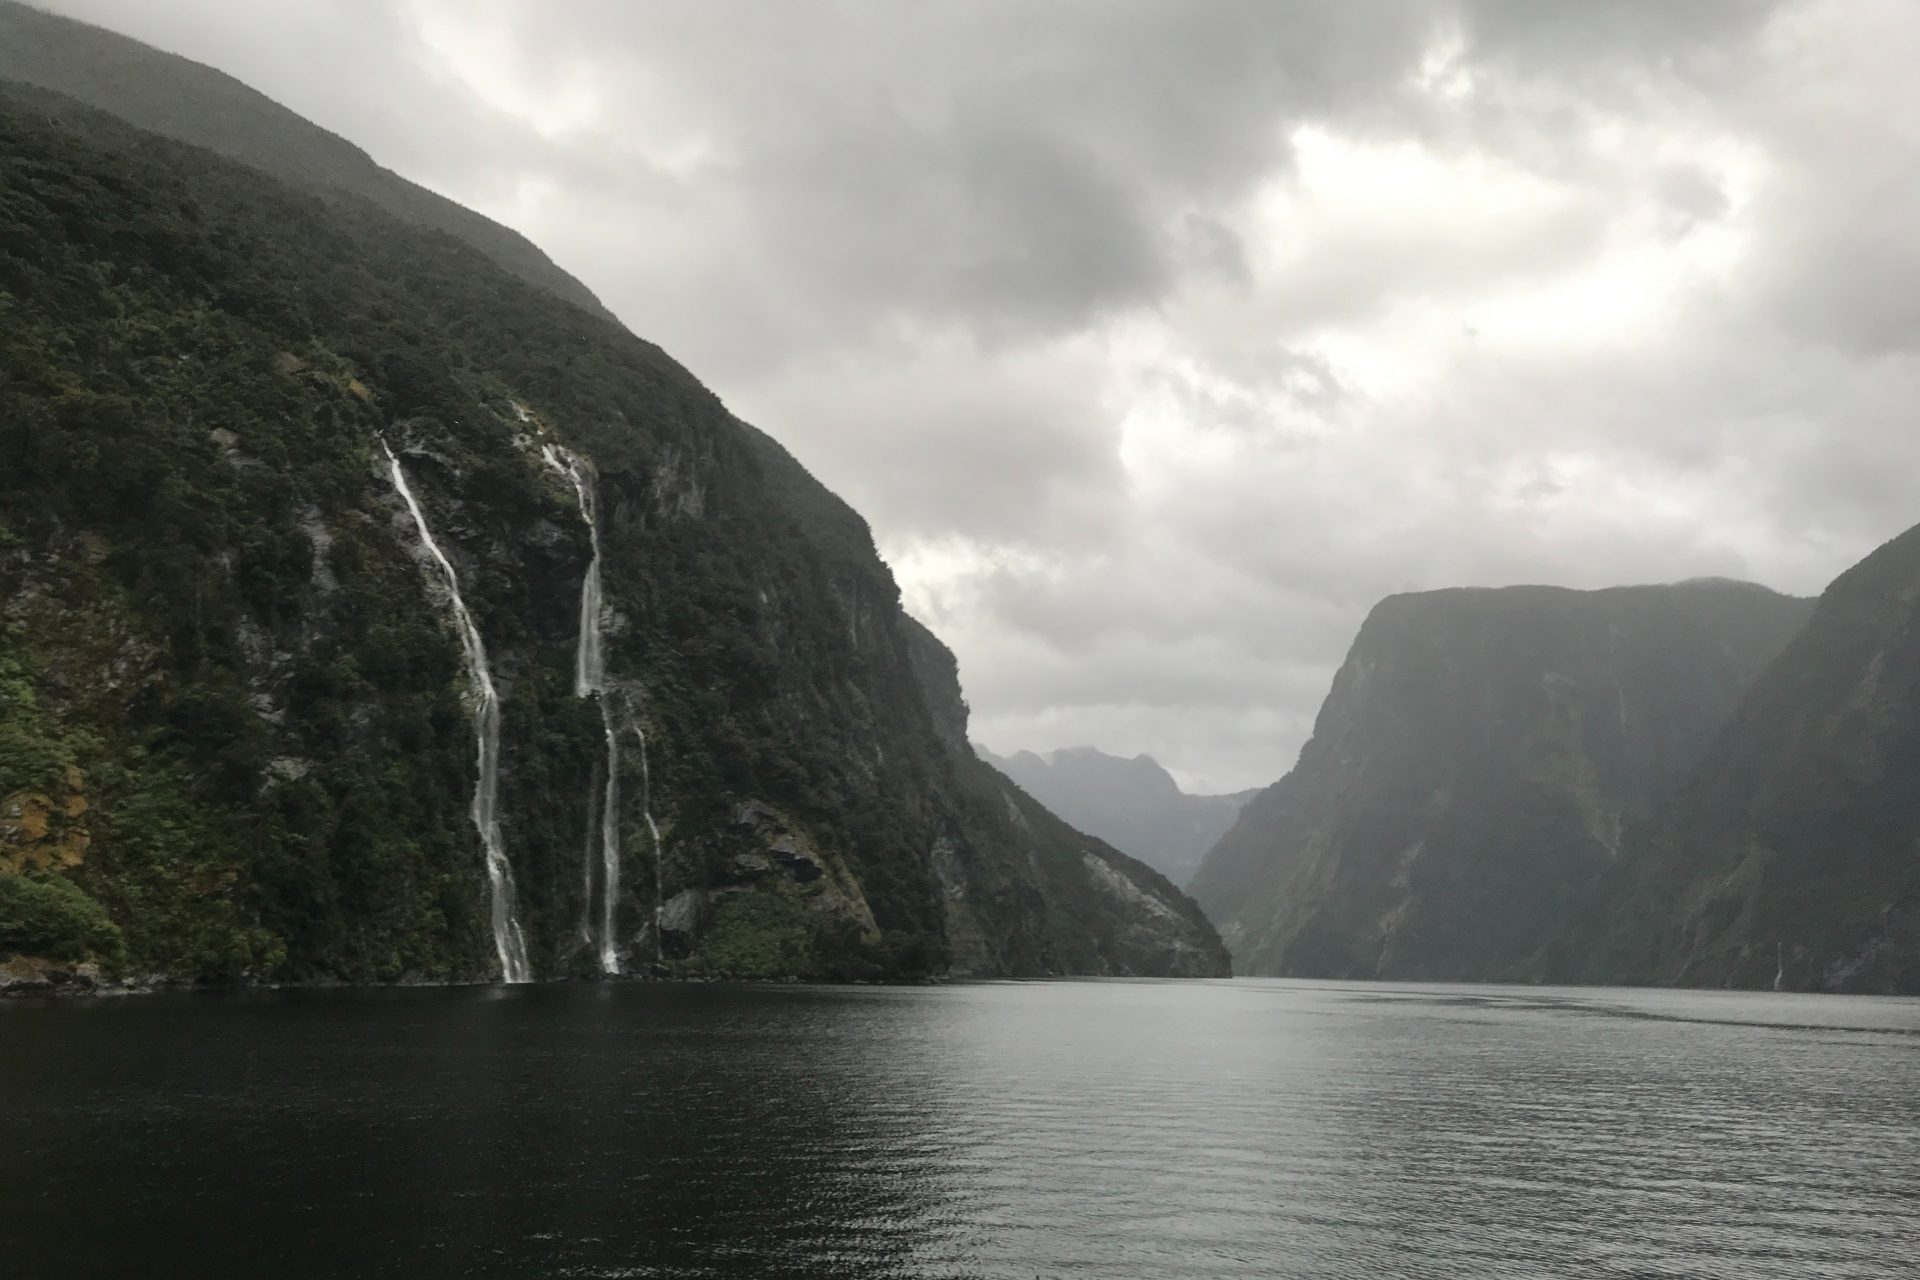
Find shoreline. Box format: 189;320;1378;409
0;955;1054;999
9;956;1916;1000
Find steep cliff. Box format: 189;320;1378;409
908;628;1229;977
1579;527;1920;992
1189;581;1812;979
0;73;1224;983
978;745;1256;887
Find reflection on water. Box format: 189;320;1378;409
3;979;1917;1278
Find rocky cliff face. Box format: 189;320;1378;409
908;630;1229;977
1576;528;1920;992
0;52;1225;983
1189;581;1813;979
978;745;1256;887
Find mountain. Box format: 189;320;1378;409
1189;580;1813;979
0;19;1225;985
1574;529;1920;992
976;745;1257;886
0;0;610;321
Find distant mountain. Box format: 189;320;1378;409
1575;528;1920;992
1189;580;1814;979
977;746;1257;887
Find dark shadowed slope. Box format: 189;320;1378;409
1578;527;1920;992
1190;580;1812;979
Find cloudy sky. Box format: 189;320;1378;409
38;0;1920;790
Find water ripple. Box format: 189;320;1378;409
3;979;1917;1278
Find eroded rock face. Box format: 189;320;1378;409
0;956;100;994
1191;581;1813;980
657;889;710;943
724;801;874;926
1;765;90;874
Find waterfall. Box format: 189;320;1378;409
596;722;621;973
548;444;623;976
638;726;665;963
381;441;532;983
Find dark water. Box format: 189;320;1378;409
4;980;1918;1279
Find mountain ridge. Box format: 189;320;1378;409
975;744;1257;887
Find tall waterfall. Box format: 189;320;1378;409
381;441;532;983
548;444;622;975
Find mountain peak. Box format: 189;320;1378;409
976;743;1254;886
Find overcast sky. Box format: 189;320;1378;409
39;0;1920;790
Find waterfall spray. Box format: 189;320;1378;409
381;441;531;983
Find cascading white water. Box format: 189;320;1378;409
381;441;532;983
548;443;623;975
576;785;599;946
637;727;665;963
596;721;621;973
541;447;598;947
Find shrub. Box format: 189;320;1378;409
0;872;124;962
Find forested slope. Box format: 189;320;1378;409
0;84;1225;985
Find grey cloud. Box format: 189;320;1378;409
739;335;1128;546
1719;3;1920;356
431;0;1449;363
761;120;1172;338
1749;166;1920;356
1177;213;1253;289
1457;0;1789;79
968;556;1361;659
1651;163;1730;234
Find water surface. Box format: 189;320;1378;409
4;979;1917;1278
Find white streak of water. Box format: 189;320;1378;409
381;441;531;983
551;443;623;975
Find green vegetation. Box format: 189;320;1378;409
0;85;602;979
0;871;121;961
694;893;832;979
0;77;1225;986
